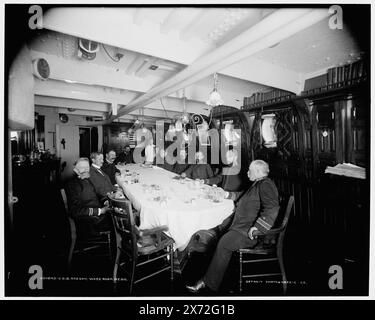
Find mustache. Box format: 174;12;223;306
78;172;90;179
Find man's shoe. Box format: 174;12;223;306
186;279;206;293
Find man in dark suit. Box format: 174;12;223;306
116;145;133;165
64;157;113;235
101;149;121;185
156;148;175;172
186;159;279;293
181;151;214;180
173;149;190;175
89;152;120;202
204;149;249;192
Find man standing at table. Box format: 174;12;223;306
89;152;120;202
101;149;121;185
186;159;279;293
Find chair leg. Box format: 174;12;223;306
169;245;174;282
239;251;243;293
278;255;287;295
129;258;136;295
67;236;76;272
113;246;121;284
107;233;112;261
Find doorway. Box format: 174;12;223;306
79;126;99;158
79;127;91;158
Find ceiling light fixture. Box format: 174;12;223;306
180;88;190;125
206;73;224;107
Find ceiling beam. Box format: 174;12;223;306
135;57;159;77
34;81;210;115
35;95;109;111
31;52;256;110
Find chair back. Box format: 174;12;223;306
60;188;77;240
60;188;69;213
275;195;294;253
279;195;294;230
108;195;138;256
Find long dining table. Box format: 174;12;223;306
116;163;234;252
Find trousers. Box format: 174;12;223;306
203;229;257;291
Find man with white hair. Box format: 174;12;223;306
186;159;280;293
64;157;113;235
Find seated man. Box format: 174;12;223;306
64;157;113;235
181;151;214;180
89;151;120;202
157;148;175;172
116;145;133;165
173;149;190;175
101;149;121;185
204;149;248;192
186;160;279;293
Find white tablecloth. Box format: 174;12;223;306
117;164;234;251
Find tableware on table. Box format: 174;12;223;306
188;180;195;190
211;185;225;203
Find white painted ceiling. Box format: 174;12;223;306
27;6;363;123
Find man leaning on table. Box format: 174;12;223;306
186;159;280;293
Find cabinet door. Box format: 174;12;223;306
311;100;343;175
346;96;368;167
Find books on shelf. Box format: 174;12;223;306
325;163;366;179
242;59;367;108
243;89;296;109
302;59;367;96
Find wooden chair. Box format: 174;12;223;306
108;194;174;294
60;189;112;271
237;195;294;294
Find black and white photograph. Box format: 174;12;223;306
2;2;373;301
